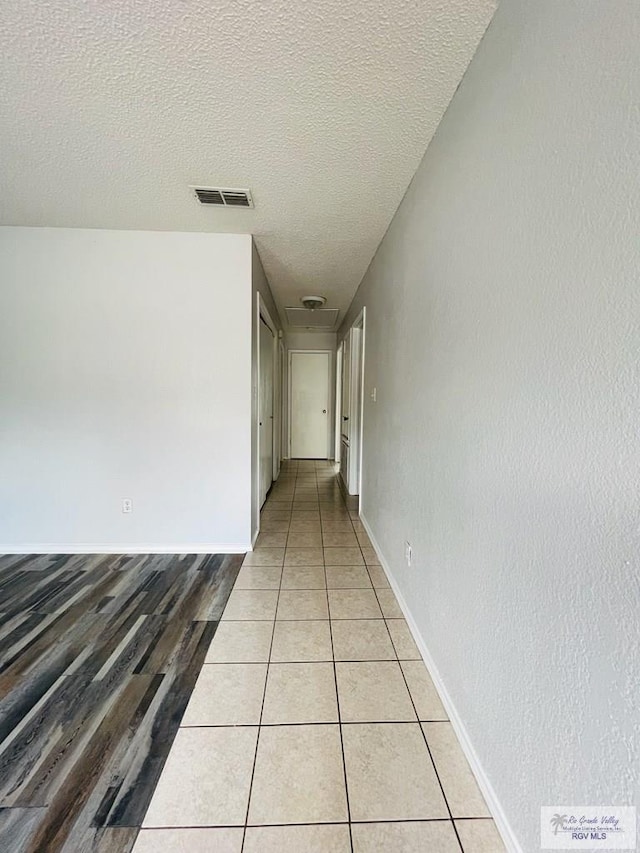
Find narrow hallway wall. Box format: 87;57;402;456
339;2;640;848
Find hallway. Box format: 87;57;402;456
135;461;504;852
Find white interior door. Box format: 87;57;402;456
259;318;274;506
290;351;330;458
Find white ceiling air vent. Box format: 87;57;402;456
191;186;254;208
285;307;340;329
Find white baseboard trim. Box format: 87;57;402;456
0;543;250;555
359;512;522;853
251;528;259;548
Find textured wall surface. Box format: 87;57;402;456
0;227;254;550
340;2;640;848
0;0;496;321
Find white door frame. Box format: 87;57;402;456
288;349;332;459
358;308;366;504
335;342;343;463
348;308;366;504
277;338;285;468
256;293;278;526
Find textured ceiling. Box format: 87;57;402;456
0;0;496;325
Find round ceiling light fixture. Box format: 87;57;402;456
300;295;327;310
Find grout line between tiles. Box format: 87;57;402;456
224;616;400;622
179;720;452;728
319;467;354;853
240;522;283;852
205;657;418;665
396;643;465;852
141;816;467;829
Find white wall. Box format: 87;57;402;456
286;331;337;352
0;227;253;551
251;243;282;540
339;2;640;849
285;330;337;458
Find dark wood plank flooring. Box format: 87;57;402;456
0;552;242;852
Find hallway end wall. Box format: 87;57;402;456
339;2;640;849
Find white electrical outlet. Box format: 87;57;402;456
371;387;377;402
404;541;412;567
122;499;133;514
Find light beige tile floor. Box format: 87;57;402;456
342;722;449;821
261;661;338;723
136;460;505;853
133;827;243;853
336;660;416;722
244;823;351;853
